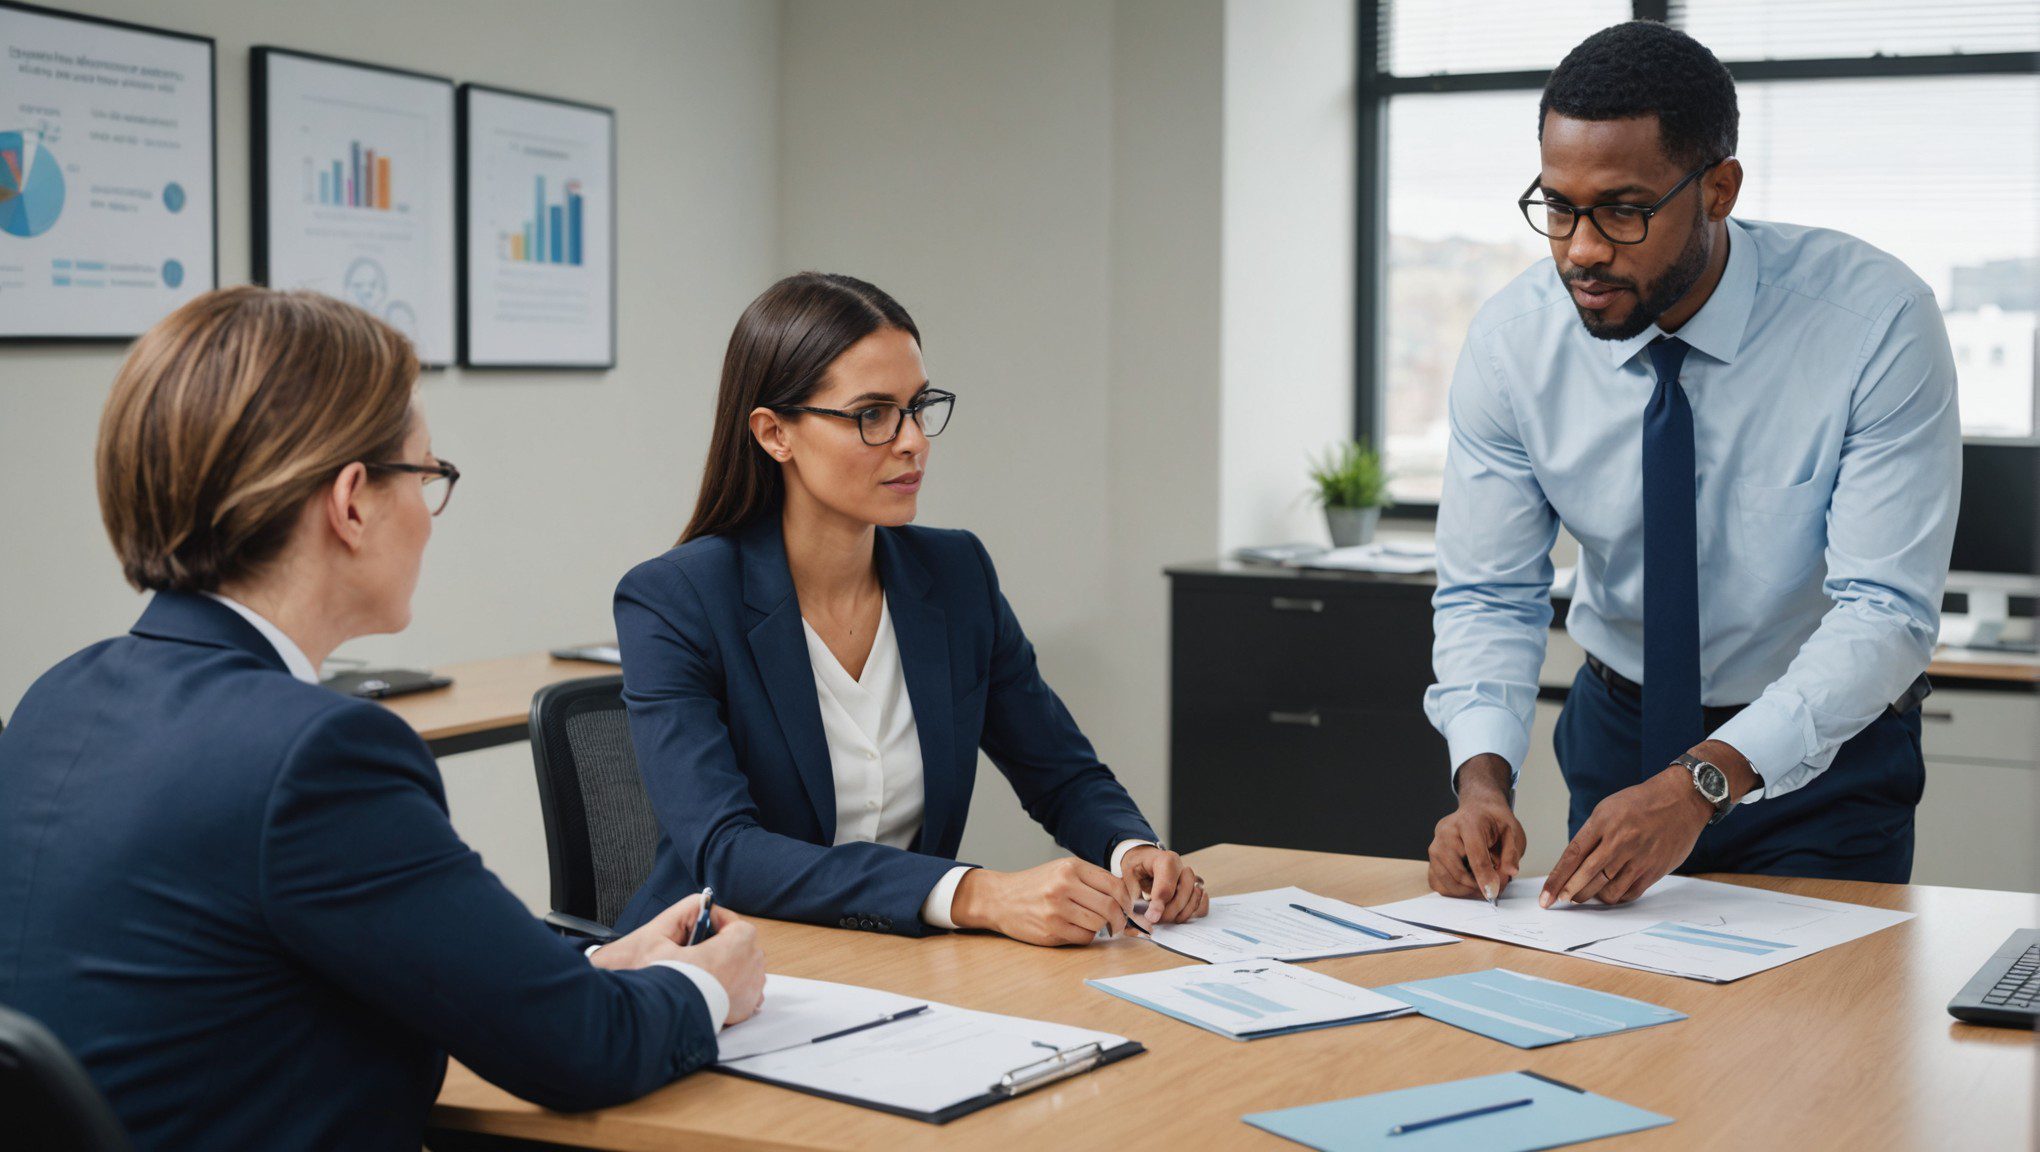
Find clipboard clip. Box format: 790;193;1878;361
991;1042;1103;1097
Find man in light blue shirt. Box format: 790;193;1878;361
1423;22;1958;907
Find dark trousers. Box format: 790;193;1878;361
1553;663;1924;883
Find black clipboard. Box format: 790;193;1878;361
714;1037;1147;1125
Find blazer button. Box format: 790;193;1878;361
859;918;876;930
878;919;893;931
839;917;857;929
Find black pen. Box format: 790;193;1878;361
686;887;717;946
810;1004;929;1043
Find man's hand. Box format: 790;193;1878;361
1540;740;1761;907
592;894;767;1024
1427;754;1527;900
1118;845;1210;924
1540;767;1711;907
951;857;1148;946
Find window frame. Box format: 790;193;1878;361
1354;0;2040;518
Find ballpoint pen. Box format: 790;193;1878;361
1389;1096;1533;1136
685;887;716;946
1288;902;1399;941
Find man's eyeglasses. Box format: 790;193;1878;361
1518;158;1724;246
364;458;460;515
772;388;956;447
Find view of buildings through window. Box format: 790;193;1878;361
1372;1;2040;504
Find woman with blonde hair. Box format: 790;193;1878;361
0;287;763;1151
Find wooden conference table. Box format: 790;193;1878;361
428;844;2038;1151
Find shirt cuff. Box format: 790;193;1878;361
586;945;730;1034
650;961;730;1034
1442;705;1531;789
919;865;976;930
1109;839;1158;877
1708;691;1820;804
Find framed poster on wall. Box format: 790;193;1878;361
0;2;215;342
252;47;456;365
458;83;616;369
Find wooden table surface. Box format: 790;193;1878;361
375;651;617;754
429;844;2038;1151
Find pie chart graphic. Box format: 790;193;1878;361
0;131;65;239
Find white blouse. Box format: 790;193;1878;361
802;595;1154;930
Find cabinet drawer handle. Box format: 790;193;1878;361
1270;596;1324;613
1268;710;1321;728
1919;709;1955;723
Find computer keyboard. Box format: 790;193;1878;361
1948;929;2040;1028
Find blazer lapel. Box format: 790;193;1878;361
738;518;838;842
877;530;961;855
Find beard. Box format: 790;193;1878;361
1566;208;1712;341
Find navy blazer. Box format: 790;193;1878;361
0;593;717;1151
613;518;1157;937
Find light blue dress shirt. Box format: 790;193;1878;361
1425;218;1961;802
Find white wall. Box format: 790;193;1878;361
1218;0;1356;551
778;0;1226;869
0;0;784;903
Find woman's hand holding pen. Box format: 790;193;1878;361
951;858;1152;946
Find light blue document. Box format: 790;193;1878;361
1243;1070;1672;1152
1374;968;1683;1049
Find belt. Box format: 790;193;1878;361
1582;653;1931;719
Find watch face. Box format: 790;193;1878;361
1697;763;1728;802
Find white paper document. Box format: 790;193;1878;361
1088;960;1412;1039
1370;875;1914;982
1286;541;1437;574
1147;886;1458;964
716;975;924;1062
722;1002;1128;1116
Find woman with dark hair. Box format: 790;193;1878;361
0;287;764;1151
614;272;1208;946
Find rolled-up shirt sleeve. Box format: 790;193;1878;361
1712;291;1959;800
1424;330;1561;784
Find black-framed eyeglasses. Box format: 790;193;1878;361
364;458;460;515
772;388;956;447
1518;158;1724;245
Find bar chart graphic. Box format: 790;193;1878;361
500;175;584;265
306;141;394;210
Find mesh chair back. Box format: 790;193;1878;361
0;1003;132;1152
529;676;663;929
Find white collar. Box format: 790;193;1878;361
202;593;321;685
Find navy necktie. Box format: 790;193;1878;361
1641;336;1703;777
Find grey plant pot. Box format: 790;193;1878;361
1325;505;1380;548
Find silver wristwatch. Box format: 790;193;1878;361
1674;753;1734;825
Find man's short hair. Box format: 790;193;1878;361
1540;21;1739;168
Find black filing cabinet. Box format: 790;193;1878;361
1166;562;1457;859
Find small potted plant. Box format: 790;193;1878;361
1307;441;1389;547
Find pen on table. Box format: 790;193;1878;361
685;887;717;946
1388;1097;1533;1136
1288;902;1399;941
810;1004;929;1044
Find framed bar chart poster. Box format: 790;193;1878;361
252;48;456;365
0;2;215;341
458;84;616;369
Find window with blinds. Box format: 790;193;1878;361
1364;1;2040;505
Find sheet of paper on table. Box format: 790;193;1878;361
1147;886;1458;964
1089;960;1412;1040
716;975;924;1062
1369;876;1914;982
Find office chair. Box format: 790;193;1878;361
529;675;660;945
0;1002;132;1152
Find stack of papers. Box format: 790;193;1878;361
1244;1070;1672;1152
1375;969;1683;1049
1370;876;1914;982
1089;960;1412;1041
1146;887;1457;964
1286;541;1437;574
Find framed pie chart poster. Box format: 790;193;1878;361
0;3;216;341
